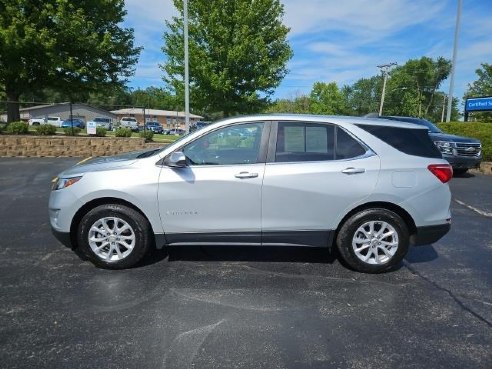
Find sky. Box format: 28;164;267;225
123;0;492;106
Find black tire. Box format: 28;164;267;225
77;204;153;269
336;208;409;273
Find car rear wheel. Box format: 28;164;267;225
77;204;152;269
336;208;409;273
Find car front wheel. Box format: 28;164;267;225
336;208;409;273
77;204;152;269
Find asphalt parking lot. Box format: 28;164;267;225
0;158;491;369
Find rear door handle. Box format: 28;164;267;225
235;172;259;179
342;167;365;175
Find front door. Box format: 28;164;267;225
158;122;267;244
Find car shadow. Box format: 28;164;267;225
453;171;475;178
138;245;337;267
404;245;439;264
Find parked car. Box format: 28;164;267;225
46;117;62;127
378;116;482;174
189;121;210;133
167;128;185;135
61;118;85;129
118;117;139;132
28;117;46;126
88;117;113;130
28;116;62;126
50;114;452;273
143;121;164;134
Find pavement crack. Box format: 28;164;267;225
403;260;492;328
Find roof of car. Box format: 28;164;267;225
218;114;428;130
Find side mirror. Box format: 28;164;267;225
165;151;187;168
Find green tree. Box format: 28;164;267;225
309;82;348;115
0;0;141;122
266;94;311;114
343;76;381;116
128;87;178;110
162;0;292;117
464;63;492;122
384;57;451;118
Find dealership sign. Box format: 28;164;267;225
465;97;492;112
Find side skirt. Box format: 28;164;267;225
156;230;335;248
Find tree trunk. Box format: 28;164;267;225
6;89;21;123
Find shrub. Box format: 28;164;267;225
6;121;29;135
115;127;132;137
95;127;107;137
139;130;154;142
438;122;492;161
64;127;81;136
36;124;57;135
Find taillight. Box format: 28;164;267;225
428;164;453;183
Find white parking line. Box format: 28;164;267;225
455;199;492;218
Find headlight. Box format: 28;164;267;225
51;176;82;191
434;141;454;155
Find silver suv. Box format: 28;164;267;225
49;115;452;273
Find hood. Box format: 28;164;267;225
58;148;160;177
429;132;481;144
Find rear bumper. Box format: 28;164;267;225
411;223;450;246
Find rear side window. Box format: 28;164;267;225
357;124;442;159
275;122;367;162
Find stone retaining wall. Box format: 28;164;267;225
0;135;166;157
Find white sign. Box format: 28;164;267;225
87;121;97;135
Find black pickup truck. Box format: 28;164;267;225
379;116;482;174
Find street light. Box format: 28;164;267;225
446;0;462;122
183;0;190;133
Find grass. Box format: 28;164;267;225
437;121;492;161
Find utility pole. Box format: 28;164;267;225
441;94;446;122
377;62;397;116
183;0;190;133
446;0;462;122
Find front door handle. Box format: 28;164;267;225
235;172;259;179
342;167;365;175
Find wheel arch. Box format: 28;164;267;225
70;197;155;249
334;201;417;247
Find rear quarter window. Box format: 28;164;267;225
356;124;442;159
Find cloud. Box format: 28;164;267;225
283;0;445;38
123;0;492;104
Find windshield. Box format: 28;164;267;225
94;118;110;122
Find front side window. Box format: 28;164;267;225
183;122;264;165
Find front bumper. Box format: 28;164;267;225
443;154;481;170
51;228;73;248
411;223;451;246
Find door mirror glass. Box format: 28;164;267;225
165;151;187;167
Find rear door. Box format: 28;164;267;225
261;121;380;246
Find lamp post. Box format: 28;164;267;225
446;0;462;122
183;0;190;133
